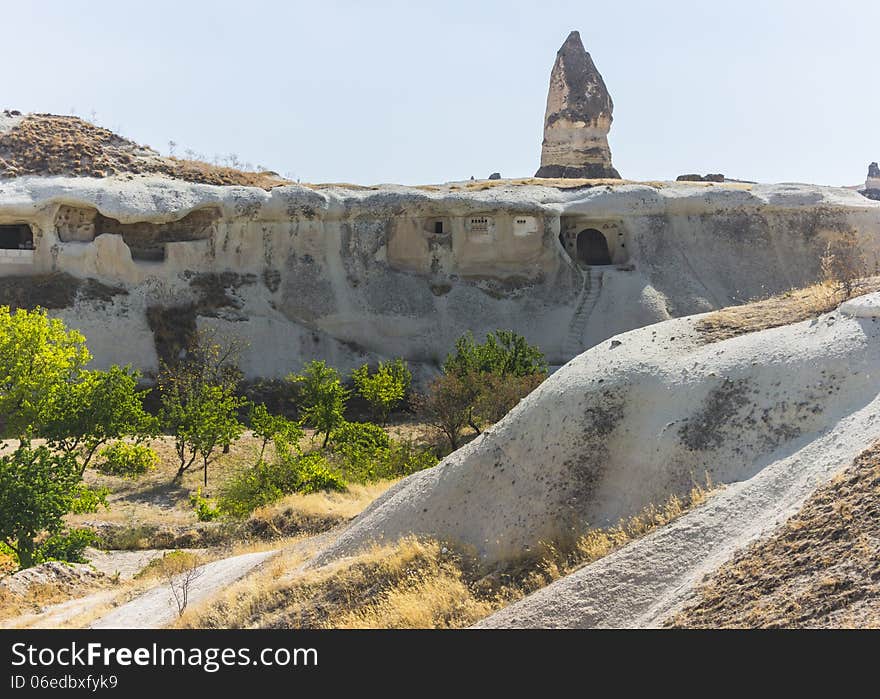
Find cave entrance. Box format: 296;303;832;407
0;224;34;250
576;228;612;265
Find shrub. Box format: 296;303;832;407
351;359;412;424
190;487;221;522
96;442;159;477
218;453;346;518
136;550;202;580
37;528;97;564
820;232;867;299
330;421;390;457
294;453;348;494
328;422;437;482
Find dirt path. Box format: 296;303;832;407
477;394;880;628
90;550;278;629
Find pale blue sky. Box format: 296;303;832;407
3;0;877;185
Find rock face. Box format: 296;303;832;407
535;31;620;179
867;162;880;190
0;176;878;380
315;299;880;574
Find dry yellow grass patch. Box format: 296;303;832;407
253;481;396;524
176;482;715;629
696;277;880;344
0;582;103;623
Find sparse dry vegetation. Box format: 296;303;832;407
670;443;880;629
176;482;714;629
696;275;880;344
0;114;288;189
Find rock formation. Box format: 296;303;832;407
535;31;620;179
315;292;880;584
1;174;878;380
867;162;880;190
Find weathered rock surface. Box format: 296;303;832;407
535;31;620;179
314;294;880;627
864;162;880;199
0;175;878;379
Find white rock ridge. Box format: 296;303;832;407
0;175;878;379
313;303;880;568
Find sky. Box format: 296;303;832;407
2;0;878;186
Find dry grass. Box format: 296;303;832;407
670;443;880;628
176;482;714;629
0;114;288;189
0;582;101;623
696;277;880;344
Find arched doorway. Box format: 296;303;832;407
576;228;612;265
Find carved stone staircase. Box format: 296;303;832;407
562;267;604;358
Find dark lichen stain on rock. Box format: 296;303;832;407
0;273;127;310
558;389;626;533
188;271;257;312
679;378;751;451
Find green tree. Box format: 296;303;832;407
0;443;101;569
250;402;304;461
160;381;245;486
288;361;349;448
443;330;547;378
351;359;412;425
0;306;91;439
39;365;158;474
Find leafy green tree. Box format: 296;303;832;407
39;365;158;474
0;306;91;439
249;403;304;461
0;443;104;569
351;358;412;425
161;381;245;486
443;330;547;378
288;361;349;448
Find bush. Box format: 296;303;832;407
96;442;159;477
328;421;437;482
821;232;867;299
218;452;346;519
293;453;348;494
37;528;97;564
330;421;390;457
190;487;221;522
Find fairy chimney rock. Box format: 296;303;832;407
535;31;620;179
867;162;880;190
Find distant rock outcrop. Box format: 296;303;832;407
866;162;880;191
677;173;725;183
535;31;620;179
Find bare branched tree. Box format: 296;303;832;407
166;564;205;617
821;232;867;299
